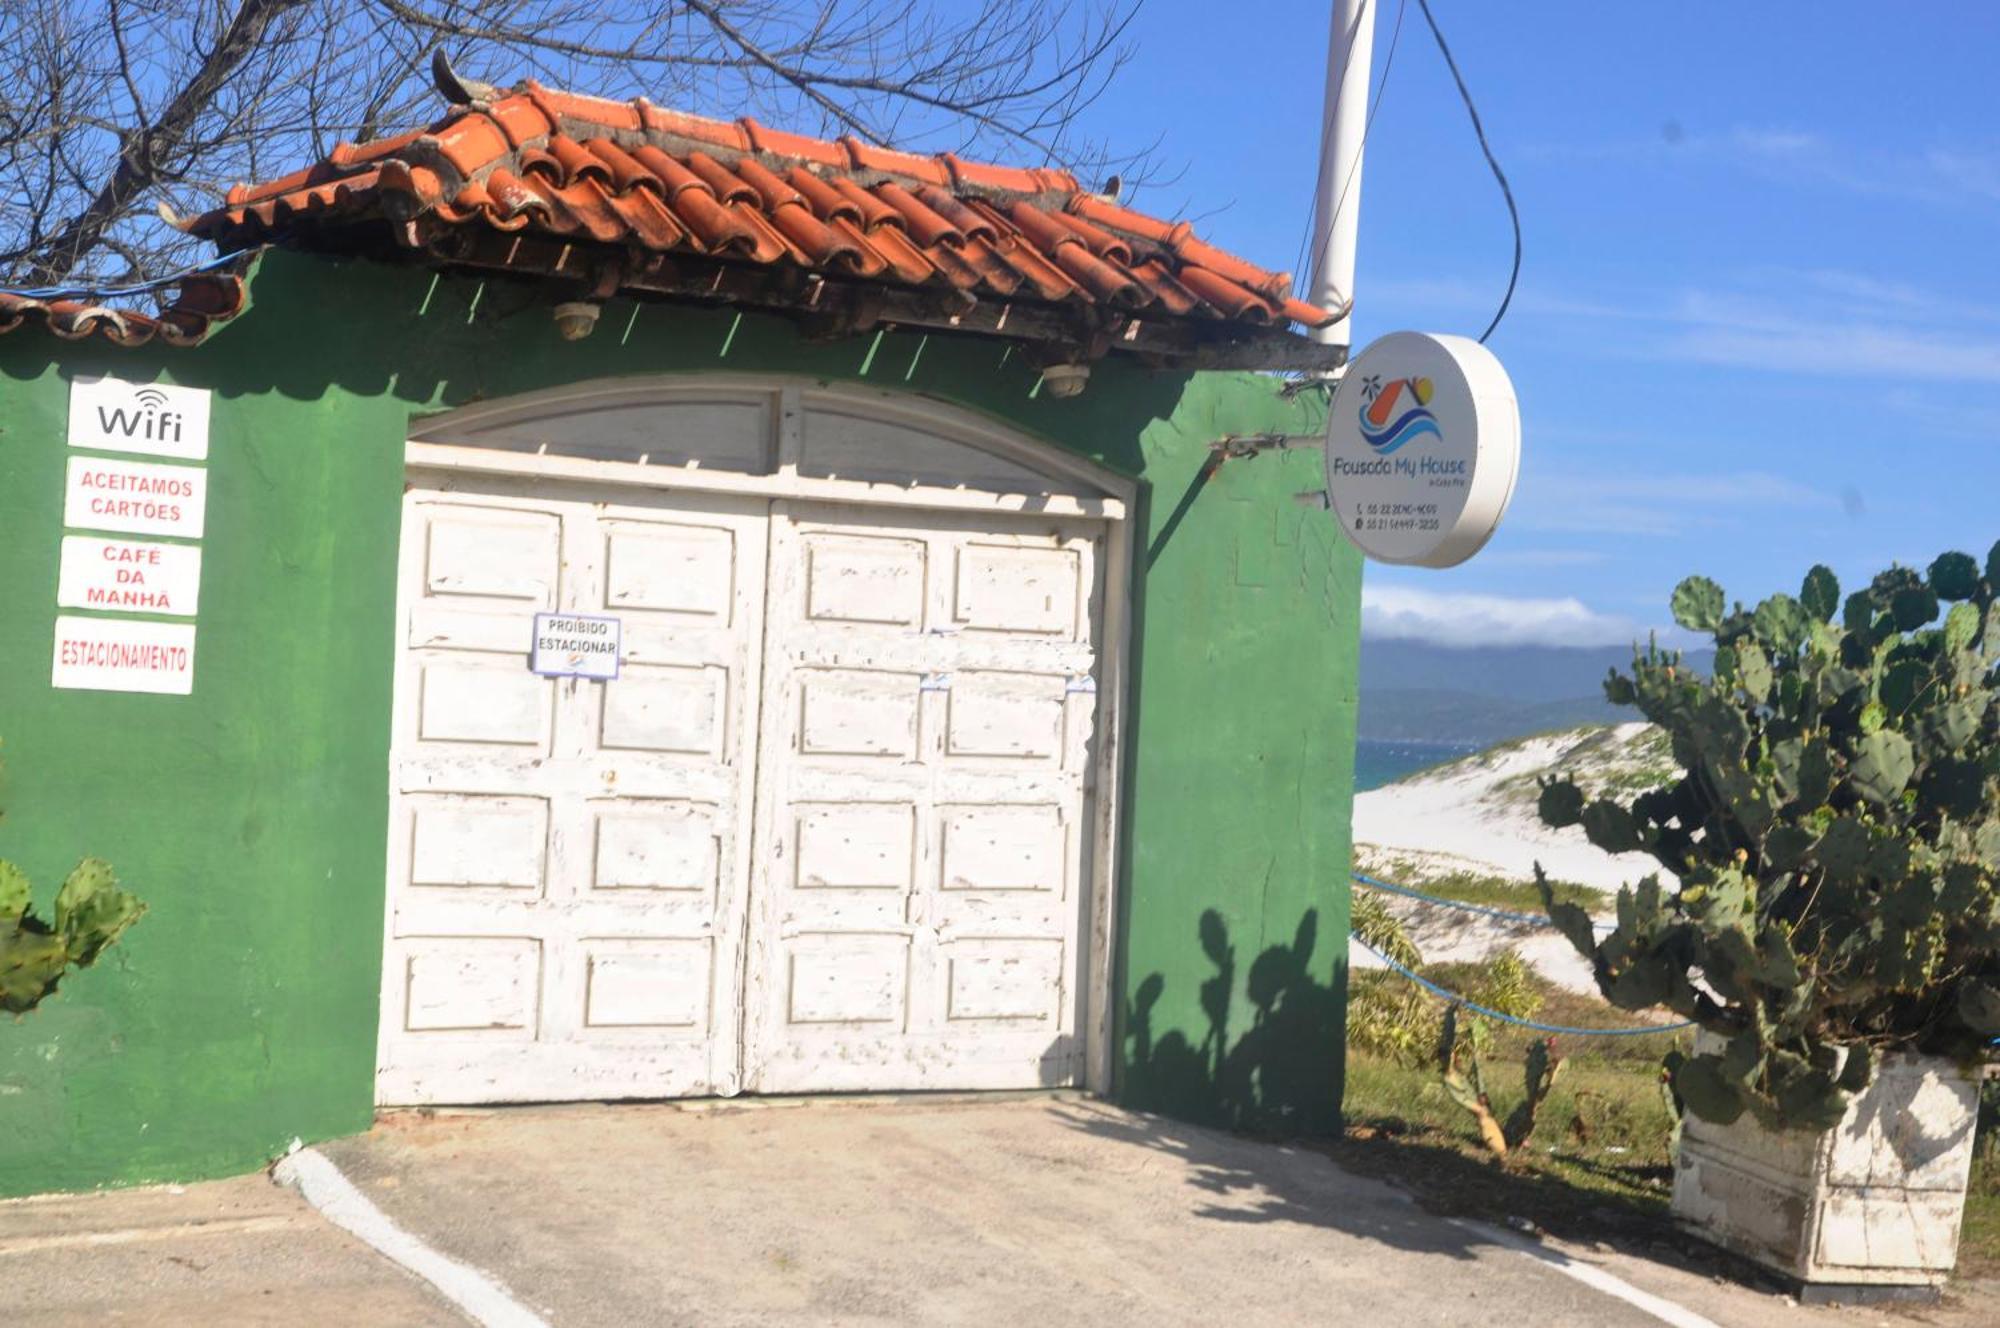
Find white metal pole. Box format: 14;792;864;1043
1307;0;1377;350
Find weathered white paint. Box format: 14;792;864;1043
1673;1042;1981;1287
378;478;769;1104
740;502;1101;1093
385;382;1132;1102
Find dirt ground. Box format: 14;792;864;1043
0;1172;460;1326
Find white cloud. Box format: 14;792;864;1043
1361;585;1650;648
1925;148;2000;202
1474;549;1611;568
1877;388;2000;441
1788;267;2000;321
1516;125;2000;208
1513;468;1839;536
1658;320;2000;384
1404;266;2000;386
1543;470;1835;508
1729;127;1822;159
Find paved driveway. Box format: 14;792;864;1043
2;1172;460;1326
18;1096;1994;1327
308;1095;1893;1328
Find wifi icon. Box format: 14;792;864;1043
76;376;200;457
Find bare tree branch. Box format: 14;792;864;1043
17;0;316;282
0;0;1152;289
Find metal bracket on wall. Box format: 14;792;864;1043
1208;432;1324;461
1200;433;1334;509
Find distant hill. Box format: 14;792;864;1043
1357;641;1711;745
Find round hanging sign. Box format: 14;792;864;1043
1323;331;1520;568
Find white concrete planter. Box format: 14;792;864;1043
1672;1037;1980;1292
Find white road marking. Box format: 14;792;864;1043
1450;1218;1723;1328
272;1147;549;1328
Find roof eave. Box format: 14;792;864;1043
368;224;1344;372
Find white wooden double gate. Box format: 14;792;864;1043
375;384;1125;1105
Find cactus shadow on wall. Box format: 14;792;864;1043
1121;907;1343;1135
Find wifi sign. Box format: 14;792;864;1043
67;374;212;461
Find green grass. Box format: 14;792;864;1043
1335;1036;1680;1244
1348;835;2000;1282
1970;1087;2000;1276
1356;860;1603;917
1338;971;2000;1281
1965;1161;2000;1275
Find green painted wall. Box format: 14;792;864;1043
0;249;1359;1195
0;284;409;1196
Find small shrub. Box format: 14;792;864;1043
1350;890;1422;969
1348;973;1437;1066
1464;951;1542;1025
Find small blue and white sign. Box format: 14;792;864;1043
530;612;622;680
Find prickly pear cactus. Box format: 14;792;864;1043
1535;547;2000;1131
1;857;146;1014
1435;1004;1566;1159
2;744;145;1014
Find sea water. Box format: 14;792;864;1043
1354;738;1478;791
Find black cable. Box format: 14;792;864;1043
1290;0;1409;307
1414;0;1520;344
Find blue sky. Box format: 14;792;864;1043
1084;1;2000;649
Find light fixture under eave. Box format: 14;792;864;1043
553;301;601;341
1040;363;1090;398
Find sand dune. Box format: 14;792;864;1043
1353;722;1671;892
1348;723;1679;995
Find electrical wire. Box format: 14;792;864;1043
1;251;245;304
1413;0;1520;344
1290;0;1408;307
1352;934;1698;1037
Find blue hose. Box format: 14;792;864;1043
1349;934;1697;1038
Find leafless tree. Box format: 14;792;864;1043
0;0;1146;289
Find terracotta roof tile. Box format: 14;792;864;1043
0;271;246;347
187;74;1337;344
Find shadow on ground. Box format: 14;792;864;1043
1051;1095;1496;1261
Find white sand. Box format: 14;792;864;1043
1351;723;1669;894
1347;723;1679;997
1349;896;1600;995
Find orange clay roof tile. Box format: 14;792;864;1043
185;76;1336;339
0;271;246;347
